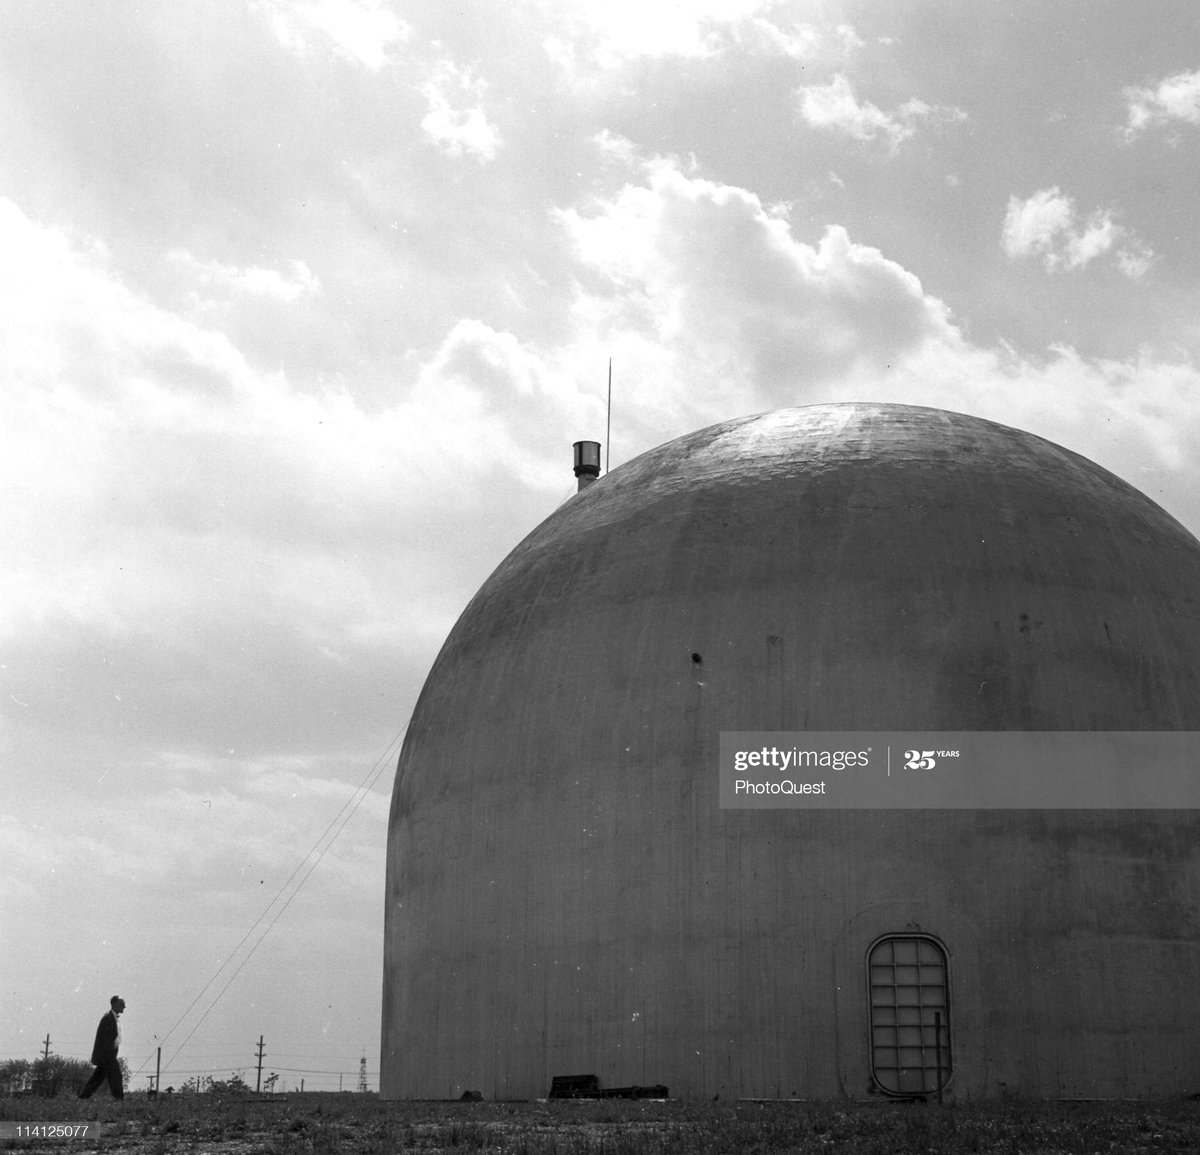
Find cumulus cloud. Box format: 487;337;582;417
551;163;1200;539
168;251;321;302
796;73;964;150
592;129;641;168
883;340;1200;489
412;318;601;490
1124;68;1200;138
0;197;595;774
540;0;766;67
558;161;959;432
1116;243;1156;281
1002;188;1073;259
718;11;838;60
0;167;400;1043
257;0;410;69
421;58;503;162
536;0;858;75
1002;187;1152;277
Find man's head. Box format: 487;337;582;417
111;996;126;1015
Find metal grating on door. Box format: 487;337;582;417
868;935;951;1096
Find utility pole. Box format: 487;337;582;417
255;1037;265;1094
38;1035;51;1096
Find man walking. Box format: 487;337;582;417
78;996;125;1100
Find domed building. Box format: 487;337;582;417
382;403;1200;1101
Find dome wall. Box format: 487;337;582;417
382;404;1200;1100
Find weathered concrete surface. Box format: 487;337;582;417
382;403;1200;1101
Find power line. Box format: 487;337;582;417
260;1066;379;1075
136;722;408;1080
148;1066;380;1079
162;729;402;1070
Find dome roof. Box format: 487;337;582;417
384;402;1200;1103
424;402;1200;733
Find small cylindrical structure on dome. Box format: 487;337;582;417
573;440;601;490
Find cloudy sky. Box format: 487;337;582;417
3;0;1199;1093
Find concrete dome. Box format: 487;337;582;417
383;403;1200;1101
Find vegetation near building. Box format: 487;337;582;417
0;1054;131;1097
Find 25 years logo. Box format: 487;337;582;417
903;749;960;769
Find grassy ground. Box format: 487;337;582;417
4;1092;1200;1153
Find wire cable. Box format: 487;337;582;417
132;721;408;1081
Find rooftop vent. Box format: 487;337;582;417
573;440;601;491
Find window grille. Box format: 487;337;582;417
867;934;951;1095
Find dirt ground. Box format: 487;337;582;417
5;1092;1200;1153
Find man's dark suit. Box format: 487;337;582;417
78;1009;123;1099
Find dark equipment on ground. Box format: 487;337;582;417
549;1074;668;1099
